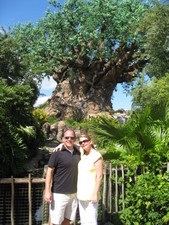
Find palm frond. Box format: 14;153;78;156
18;125;36;138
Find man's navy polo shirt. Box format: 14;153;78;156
48;145;80;194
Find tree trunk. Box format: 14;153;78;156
47;64;118;119
48;77;115;120
46;45;147;119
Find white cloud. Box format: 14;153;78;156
34;76;56;107
34;96;50;107
41;77;56;90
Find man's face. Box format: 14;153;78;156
62;130;76;150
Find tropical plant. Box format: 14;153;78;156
0;32;45;177
88;106;169;172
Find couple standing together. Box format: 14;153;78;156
45;129;103;225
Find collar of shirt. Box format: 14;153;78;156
67;149;74;155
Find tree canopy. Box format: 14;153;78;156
131;73;169;120
13;0;151;80
135;1;169;77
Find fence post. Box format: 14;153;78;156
11;176;14;225
121;163;125;212
28;174;32;225
167;162;169;173
109;163;112;221
115;165;118;213
102;161;108;223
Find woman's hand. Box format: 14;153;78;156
91;194;98;204
53;143;63;152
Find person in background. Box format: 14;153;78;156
77;134;103;225
44;129;80;225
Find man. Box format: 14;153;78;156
45;129;80;225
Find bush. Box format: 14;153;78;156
120;172;169;225
33;108;48;126
47;115;59;125
0;80;46;177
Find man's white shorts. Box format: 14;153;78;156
78;200;98;225
50;193;77;225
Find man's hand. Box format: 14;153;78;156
45;191;52;204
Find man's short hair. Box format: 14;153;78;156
62;129;76;138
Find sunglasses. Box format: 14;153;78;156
65;136;75;140
79;139;89;145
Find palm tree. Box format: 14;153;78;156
89;106;169;172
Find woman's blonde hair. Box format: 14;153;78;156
79;134;91;141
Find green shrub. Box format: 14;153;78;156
0;80;46;177
0;120;27;177
120;172;169;225
47;115;59;125
38;101;49;109
33;108;48;126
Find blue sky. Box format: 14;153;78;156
0;0;132;110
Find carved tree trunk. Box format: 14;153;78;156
46;44;147;119
49;72;115;119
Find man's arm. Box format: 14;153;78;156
54;143;81;152
44;166;54;204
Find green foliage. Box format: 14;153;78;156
131;73;169;121
0;118;27;177
0;80;34;125
33;108;48;126
0;31;28;85
0;79;45;177
87;107;169;172
38;100;49;109
0;33;45;177
47;115;59;125
120;172;169;225
12;0;150;77
136;1;169;77
66;117;90;130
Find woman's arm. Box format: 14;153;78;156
91;158;103;204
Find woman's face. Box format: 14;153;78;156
79;137;91;151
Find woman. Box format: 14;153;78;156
77;134;103;225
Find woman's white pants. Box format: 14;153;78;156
78;200;98;225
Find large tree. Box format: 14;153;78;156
13;0;163;119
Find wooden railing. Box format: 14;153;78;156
0;174;45;225
0;162;169;225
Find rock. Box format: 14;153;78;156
23;149;51;176
57;121;67;142
113;109;129;124
42;122;50;138
49;123;58;139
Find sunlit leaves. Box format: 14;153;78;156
12;0;150;76
136;1;169;77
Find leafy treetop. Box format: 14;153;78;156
12;0;151;82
